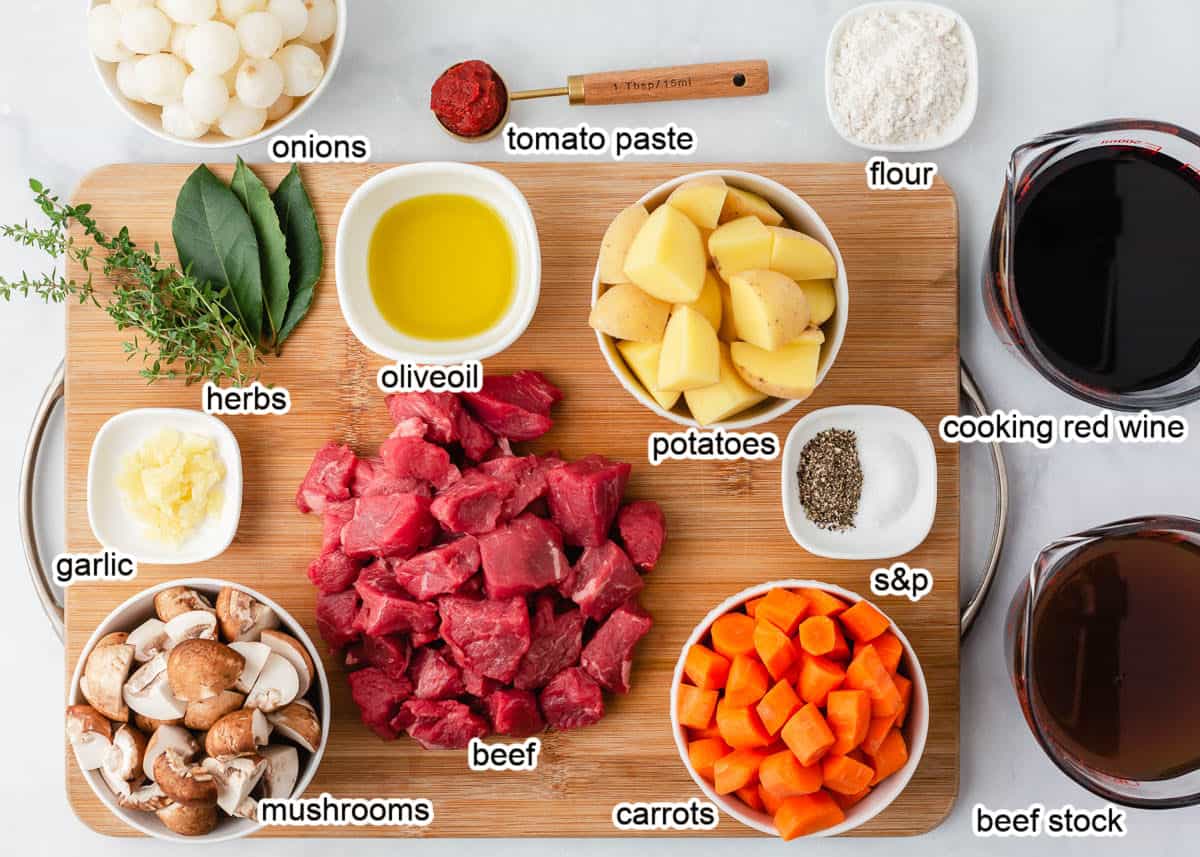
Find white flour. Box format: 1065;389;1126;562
830;9;968;146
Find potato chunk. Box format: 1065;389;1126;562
708;216;772;283
617;340;680;411
719;186;784;226
658;305;720;392
589;283;672;343
768;227;837;282
598;204;649;284
674;270;723;332
716;279;739;342
623;205;707;303
731;328;825;399
666;175;729;230
730;270;810;351
797;279;836;327
685;343;769;426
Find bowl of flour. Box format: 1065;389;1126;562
826;2;978;151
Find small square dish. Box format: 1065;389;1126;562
87;408;242;565
782;405;936;560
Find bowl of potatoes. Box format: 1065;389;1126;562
589;170;848;429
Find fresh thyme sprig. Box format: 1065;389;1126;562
0;179;259;385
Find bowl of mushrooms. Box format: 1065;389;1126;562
66;579;330;841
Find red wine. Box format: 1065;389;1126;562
1013;147;1200;393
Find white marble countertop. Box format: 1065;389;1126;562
2;0;1197;852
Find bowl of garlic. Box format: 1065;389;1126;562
86;0;344;147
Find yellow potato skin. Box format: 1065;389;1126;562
666;176;729;230
708;216;773;284
729;270;811;351
730;329;825;399
674;270;723;332
598;204;649;284
685;343;769;426
768;227;837;282
797;279;836;327
617;339;681;411
623;205;707;303
657;305;721;392
589;283;672;343
719;186;784;226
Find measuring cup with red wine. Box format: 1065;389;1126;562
986;120;1200;410
1008;516;1200;808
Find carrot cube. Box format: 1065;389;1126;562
821;754;875;795
685;643;731;690
774;792;845;840
725;653;770;707
826;689;871;755
797;615;837;656
894;674;914;728
827;620;851;661
830;786;871;811
798;654;846;707
736;783;765;811
845;644;901;718
867;728;908;785
757;589;811;635
717;700;772;749
781;703;835;766
713;747;767;795
677;683;720;730
862;630;903;674
759;749;823;798
754;620;798;680
798;588;849;617
861;715;896;756
688;737;731;781
757;679;802;736
840;600;890;643
759;783;784;815
711;612;757;659
744;596;766;618
688;721;723;741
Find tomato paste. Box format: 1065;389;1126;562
430;60;507;137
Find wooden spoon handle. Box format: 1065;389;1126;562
570;60;769;106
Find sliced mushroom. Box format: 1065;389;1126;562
244;653;299;713
216;588;279;643
257;745;299;799
157;802;218;836
154;587;215;623
229;641;271;694
104;724;148;781
124;654;188;721
144;724;201;781
134;712;184;733
81;643;134;722
259;630;316;697
202;755;268;816
65;704;114;771
266;700;321;752
95;631;130;648
167;639;244;702
164;610;219;648
127;618;169;663
234;796;258;820
154;748;218;808
184;690;245;731
100;765;134;802
116;782;172;813
206;708;272;758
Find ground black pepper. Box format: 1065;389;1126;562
797;428;863;531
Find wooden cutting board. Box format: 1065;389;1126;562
63;163;959;838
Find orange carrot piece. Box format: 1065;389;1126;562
799;655;846;707
861;715;896;756
821;754;875;795
759;783;784;816
831;786;871;811
827;622;851;661
757;589;811;635
754;620;798;680
688;737;732;781
867;728;908;785
826;689;871;755
757;679;802;736
725;653;771;707
685;643;731;690
677;683;720;730
840;600;890;643
774;792;845;840
711;613;757;660
717;700;772;749
689;721;723;741
798;588;848;617
894;674;914;728
797;615;837;656
862;631;903;674
781;703;836;766
736;783;765;811
745;596;766;618
713;747;767;795
759;749;823;798
844;645;902;718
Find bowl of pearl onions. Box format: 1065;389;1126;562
87;0;344;146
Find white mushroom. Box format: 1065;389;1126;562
265;700;320;752
104;724;148;782
157;802;218;836
259;630;315;697
164;610;220;648
229;641;271;693
206;708;272;758
216;587;279;642
233;796;258;820
124;654;189;721
184;689;245;731
126;618;169;663
100;765;134;802
257;744;298;799
116;781;172;813
155;586;215;623
65;705;114;771
202;755;268;816
244;653;299;713
167;639;245;702
144;724;201;781
154;748;219;808
81;643;134;722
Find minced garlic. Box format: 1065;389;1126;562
117;428;225;545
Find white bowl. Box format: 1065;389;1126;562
87;0;346;149
670;580;929;837
68;578;331;842
88;408;242;565
336;162;542;364
592;170;849;430
825;1;979;152
782;405;936;560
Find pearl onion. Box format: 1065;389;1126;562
169;24;194;58
236;58;284;109
219;0;265;18
88;5;133;63
186;21;241;74
111;0;154;13
119;7;172;55
267;0;307;41
134;52;188;105
274;43;323;96
162;102;210;140
217;96;268;138
182;72;230;123
158;0;218;25
300;0;335;43
116;59;144;102
266;92;294;121
237;11;283;58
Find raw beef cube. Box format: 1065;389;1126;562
321;500;356;554
343;642;366;670
315;589;361;650
380;436;461;491
569;541;644;622
546;455;632;547
481;371;563;415
477;514;570;599
410;627;441;648
354;562;440;636
454;408;495;461
513;595;585;691
386;392;460;444
540;667;604;731
485;688;544;737
479;454;563;519
617;500;666;571
409;647;466;700
430;471;514;536
581;600;653;694
296;442;357;514
348;667;413;739
307;549;362;594
391;699;490;750
459;665;500;699
341;493;436;559
439;595;531;683
394;536;480;601
462;389;553;441
389;416;428;440
351;458;430;499
360;633;412;679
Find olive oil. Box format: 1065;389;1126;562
368;193;515;340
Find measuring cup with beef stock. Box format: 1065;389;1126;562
1008;516;1200;808
986;120;1200;410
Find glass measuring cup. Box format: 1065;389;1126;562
1007;515;1200;808
984;119;1200;410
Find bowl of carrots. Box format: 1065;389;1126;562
670;580;928;839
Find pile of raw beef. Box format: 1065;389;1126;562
296;371;666;750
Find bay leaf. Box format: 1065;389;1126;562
271;164;323;349
231;156;290;346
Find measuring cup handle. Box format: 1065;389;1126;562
571;60;769;106
20;360;65;643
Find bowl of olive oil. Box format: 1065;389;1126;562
336;162;541;363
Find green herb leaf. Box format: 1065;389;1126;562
173;164;263;343
231;157;290;346
272;164;322;349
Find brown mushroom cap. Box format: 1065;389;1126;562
265;701;321;753
167;639;244;703
82;642;134;722
216;587;279;643
96;631;130;648
184;690;245;731
157;802;218;836
134;712;184;733
154;587;215;623
116;782;172;813
206;708;271;758
154;749;219;808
